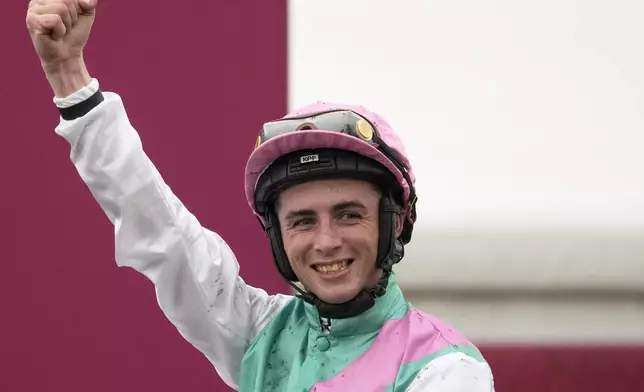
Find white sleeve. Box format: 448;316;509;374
54;80;292;390
406;352;495;392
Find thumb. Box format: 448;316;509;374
79;0;98;15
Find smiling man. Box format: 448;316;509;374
277;178;382;304
26;0;495;390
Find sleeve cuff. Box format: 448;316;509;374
54;78;100;109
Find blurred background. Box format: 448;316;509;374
2;0;643;390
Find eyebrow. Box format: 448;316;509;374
283;200;367;221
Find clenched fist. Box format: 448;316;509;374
26;0;98;97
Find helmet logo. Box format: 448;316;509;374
300;154;319;164
356;119;374;141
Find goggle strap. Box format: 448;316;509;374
373;133;417;206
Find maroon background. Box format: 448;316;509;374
2;1;288;391
4;1;644;392
483;345;644;391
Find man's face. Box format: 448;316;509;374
277;178;382;304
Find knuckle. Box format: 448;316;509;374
27;13;39;24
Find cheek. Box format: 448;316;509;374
281;233;307;265
346;225;379;254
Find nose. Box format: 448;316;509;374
313;219;342;255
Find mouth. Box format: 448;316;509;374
312;259;354;274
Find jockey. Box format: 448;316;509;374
27;0;495;390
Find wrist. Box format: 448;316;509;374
44;57;92;98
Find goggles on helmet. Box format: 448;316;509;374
255;110;379;148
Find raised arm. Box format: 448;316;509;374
26;1;292;388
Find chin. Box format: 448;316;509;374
296;264;381;305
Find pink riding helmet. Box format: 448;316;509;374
244;101;417;236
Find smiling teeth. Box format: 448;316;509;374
315;260;349;273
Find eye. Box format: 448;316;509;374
291;217;315;228
339;211;362;221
